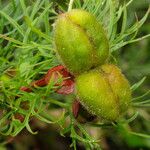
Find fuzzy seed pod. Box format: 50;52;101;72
75;64;131;121
54;9;109;75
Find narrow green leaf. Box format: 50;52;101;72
0;10;24;36
131;77;146;91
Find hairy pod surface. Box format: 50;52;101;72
54;9;109;75
75;64;131;121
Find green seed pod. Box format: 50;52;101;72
75;64;131;121
54;9;109;75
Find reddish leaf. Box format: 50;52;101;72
14;113;24;122
31;78;47;87
44;65;73;84
72;100;81;118
20;65;75;95
20;86;32;92
57;80;74;94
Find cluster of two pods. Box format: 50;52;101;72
54;9;131;121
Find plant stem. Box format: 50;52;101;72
68;0;74;11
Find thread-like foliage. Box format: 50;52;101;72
0;0;150;149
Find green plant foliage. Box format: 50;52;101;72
0;0;150;149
